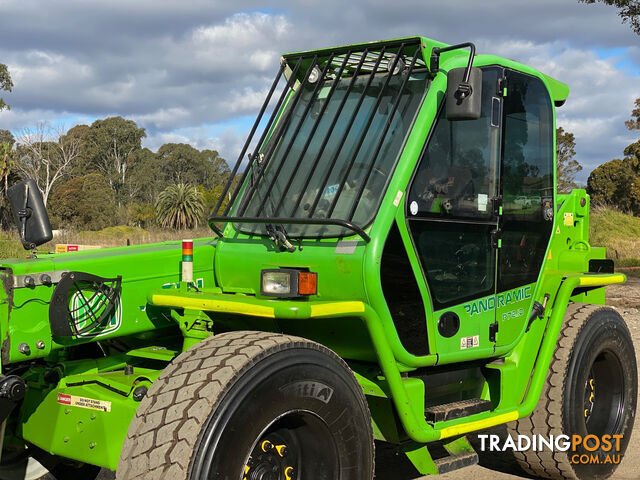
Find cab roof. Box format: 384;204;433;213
284;35;569;105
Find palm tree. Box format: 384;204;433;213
155;183;204;229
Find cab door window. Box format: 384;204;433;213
499;70;554;291
407;68;502;221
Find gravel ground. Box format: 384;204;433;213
375;278;640;479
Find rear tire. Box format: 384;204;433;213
508;303;637;479
117;331;374;480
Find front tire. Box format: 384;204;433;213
508;303;637;479
117;331;374;480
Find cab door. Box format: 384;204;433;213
405;67;503;362
494;70;555;347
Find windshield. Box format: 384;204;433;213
237;66;429;238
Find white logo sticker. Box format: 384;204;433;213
410;201;419;215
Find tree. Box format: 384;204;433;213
14;123;82;206
155;143;230;189
626;98;640;130
0;64;13;111
0;142;14;229
0;130;15;195
125;147;162;204
0;130;16;229
0;129;14;147
201;149;231;185
587;97;640;211
0;143;12;196
556;127;582;193
155;183;204;230
579;0;640;35
49;173;116;230
624;98;640;162
0;65;14;227
63;124;92;177
84;117;146;201
199;176;241;219
586;158;635;209
127;202;155;228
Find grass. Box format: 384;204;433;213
0;225;215;260
0;231;26;259
51;225;214;248
590;206;640;275
590;206;640;262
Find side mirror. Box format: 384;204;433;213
446;67;482;121
8;179;53;250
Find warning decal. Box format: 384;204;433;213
57;393;111;412
460;335;480;350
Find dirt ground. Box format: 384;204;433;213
375;278;640;480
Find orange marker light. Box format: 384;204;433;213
298;272;317;295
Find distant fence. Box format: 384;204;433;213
55;244;102;253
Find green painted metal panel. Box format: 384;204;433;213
20;360;162;470
1;239;216;364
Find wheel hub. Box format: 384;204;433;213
581;349;626;437
245;438;295;480
584;373;596;420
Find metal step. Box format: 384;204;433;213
434;451;478;474
424;398;491;422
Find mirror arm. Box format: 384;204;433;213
430;42;476;92
20;184;29;243
17;183;34;250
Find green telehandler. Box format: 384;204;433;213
0;36;636;480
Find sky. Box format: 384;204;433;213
0;0;638;184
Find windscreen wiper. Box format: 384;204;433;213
266;224;296;252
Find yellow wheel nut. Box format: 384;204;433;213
260;440;273;452
285;466;294;480
275;444;288;457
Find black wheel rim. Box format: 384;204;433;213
241;410;339;480
582;348;625;437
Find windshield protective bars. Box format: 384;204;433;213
208;39;427;242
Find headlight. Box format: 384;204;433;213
260;269;317;298
262;271;292;296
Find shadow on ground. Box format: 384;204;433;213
374;425;537;480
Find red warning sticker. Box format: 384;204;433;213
57;393;111;412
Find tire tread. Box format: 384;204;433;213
117;332;369;480
507;303;612;480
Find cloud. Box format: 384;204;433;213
0;0;637;178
